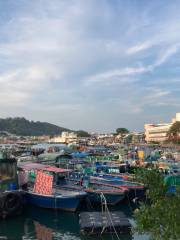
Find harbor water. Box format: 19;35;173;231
0;204;149;240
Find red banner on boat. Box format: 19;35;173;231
33;171;53;195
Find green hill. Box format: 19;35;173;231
0;117;71;136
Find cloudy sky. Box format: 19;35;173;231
0;0;180;132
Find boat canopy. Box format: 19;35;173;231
17;162;72;173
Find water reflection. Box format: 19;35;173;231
0;205;141;240
34;221;53;240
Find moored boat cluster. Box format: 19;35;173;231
0;143;179;235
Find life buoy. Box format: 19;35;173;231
3;192;23;216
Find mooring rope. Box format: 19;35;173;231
100;193;121;240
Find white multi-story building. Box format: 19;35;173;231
144;113;180;143
51;131;78;144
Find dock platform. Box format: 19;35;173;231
79;211;131;235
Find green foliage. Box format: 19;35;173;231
169;121;180;136
134;168;167;200
124;134;133;143
0;117;70;136
134;168;180;240
168;121;180;143
76;130;90;137
116;128;129;135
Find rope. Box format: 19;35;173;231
100;193;107;235
100;193;121;240
54;194;57;209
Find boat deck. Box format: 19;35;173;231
27;187;85;197
54;188;85;196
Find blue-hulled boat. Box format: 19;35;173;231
18;163;87;212
66;171;145;200
90;175;145;200
25;188;86;212
58;176;127;205
85;182;127;205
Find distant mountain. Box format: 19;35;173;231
0;117;71;136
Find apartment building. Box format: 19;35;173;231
144;113;180;143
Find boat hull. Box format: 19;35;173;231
24;191;86;212
90;177;145;200
86;190;125;205
126;187;146;200
58;183;125;206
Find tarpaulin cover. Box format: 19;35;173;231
33;171;53;195
18;162;71;173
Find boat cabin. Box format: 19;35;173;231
17;162;72;187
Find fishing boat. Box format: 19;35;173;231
90;175;145;200
85;182;127;205
24;188;86;212
60;182;127;205
18;163;87;212
66;171;144;200
57;174;127;205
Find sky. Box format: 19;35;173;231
0;0;180;132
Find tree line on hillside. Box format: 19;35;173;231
0;117;92;137
0;117;131;138
0;117;70;136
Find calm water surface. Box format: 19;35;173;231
0;203;149;240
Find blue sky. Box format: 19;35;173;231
0;0;180;132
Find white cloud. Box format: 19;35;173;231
86;66;147;84
0;66;55;106
153;45;180;67
86;44;180;85
144;89;171;100
0;1;180;131
127;41;153;55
